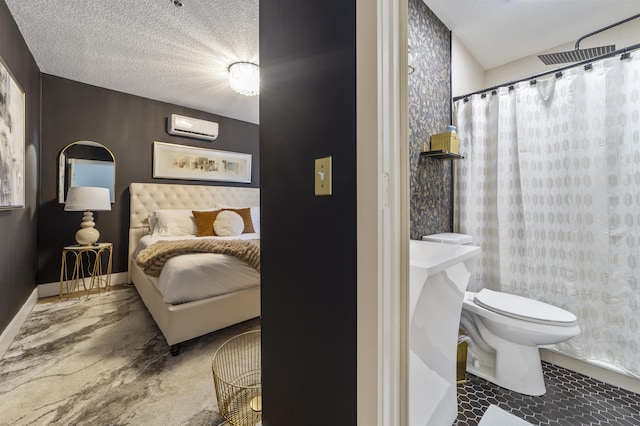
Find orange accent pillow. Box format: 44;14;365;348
192;210;220;236
230;207;256;234
192;208;255;236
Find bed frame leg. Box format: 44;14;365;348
170;344;181;356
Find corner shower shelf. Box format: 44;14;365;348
420;150;464;160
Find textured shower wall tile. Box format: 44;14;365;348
408;0;453;240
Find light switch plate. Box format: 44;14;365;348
315;156;332;196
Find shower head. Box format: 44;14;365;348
537;13;640;65
538;45;616;65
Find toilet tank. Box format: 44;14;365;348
422;233;472;245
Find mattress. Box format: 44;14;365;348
134;234;260;305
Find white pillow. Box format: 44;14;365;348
147;208;211;236
149;209;197;236
213;210;245;236
250;207;260;234
218;205;260;235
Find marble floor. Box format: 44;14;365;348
0;286;259;426
456;362;640;425
3;286;638;425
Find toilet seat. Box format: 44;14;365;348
474;289;577;326
422;233;473;245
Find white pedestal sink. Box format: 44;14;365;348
409;240;481;426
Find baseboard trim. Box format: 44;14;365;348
37;272;130;299
540;348;640;394
0;288;38;361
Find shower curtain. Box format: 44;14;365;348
454;54;640;378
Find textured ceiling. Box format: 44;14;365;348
5;0;259;124
424;0;640;70
6;1;640;124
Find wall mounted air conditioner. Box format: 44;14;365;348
167;114;219;141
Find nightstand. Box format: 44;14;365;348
59;243;113;298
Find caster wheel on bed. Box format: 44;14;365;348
170;344;181;356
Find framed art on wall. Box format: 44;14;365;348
153;141;252;183
0;55;26;209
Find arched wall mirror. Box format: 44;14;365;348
58;141;116;203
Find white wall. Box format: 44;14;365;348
452;17;640;97
485;17;640;87
451;33;484;98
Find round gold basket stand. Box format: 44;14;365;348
212;329;262;426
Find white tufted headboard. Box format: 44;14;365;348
128;183;260;263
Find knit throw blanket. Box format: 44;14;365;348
136;239;260;277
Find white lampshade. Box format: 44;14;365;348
228;62;260;96
65;186;112;212
64;186;111;245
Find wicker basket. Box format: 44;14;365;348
212;330;262;426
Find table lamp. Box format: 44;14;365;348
64;186;112;245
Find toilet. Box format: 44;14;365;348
422;233;581;396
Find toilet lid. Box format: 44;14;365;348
422;233;473;245
474;289;577;325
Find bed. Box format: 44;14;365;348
128;182;261;355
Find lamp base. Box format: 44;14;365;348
75;210;100;245
75;227;100;246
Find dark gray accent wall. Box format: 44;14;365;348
408;0;453;239
0;0;41;333
39;75;259;283
259;1;357;424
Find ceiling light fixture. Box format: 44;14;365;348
228;62;260;96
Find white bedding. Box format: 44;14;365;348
135;234;260;305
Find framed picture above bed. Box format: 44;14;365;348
0;55;26;210
153;141;252;183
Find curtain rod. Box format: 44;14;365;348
453;42;640;102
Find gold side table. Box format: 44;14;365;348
59;243;113;298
